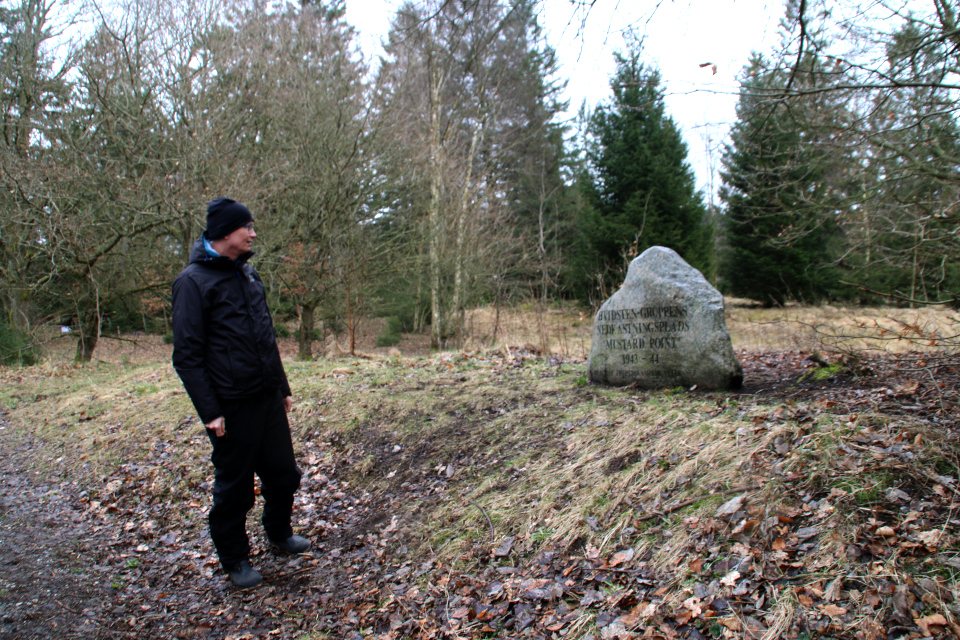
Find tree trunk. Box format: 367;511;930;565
428;67;446;350
75;311;100;363
345;277;357;356
298;301;315;360
6;286;31;332
451;116;484;349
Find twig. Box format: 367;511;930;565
923;365;948;414
839;280;957;308
635;485;761;522
469;500;495;539
277;565;317;579
54;600;139;637
55;599;81;614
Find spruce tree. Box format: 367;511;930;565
570;50;712;303
719;54;842;306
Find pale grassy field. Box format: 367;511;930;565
34;299;958;369
462;299;959;358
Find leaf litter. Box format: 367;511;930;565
0;347;957;639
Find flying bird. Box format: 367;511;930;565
699;62;717;75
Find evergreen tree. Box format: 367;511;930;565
719;53;843;305
847;21;960;304
570;50;712;303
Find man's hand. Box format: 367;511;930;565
206;416;225;438
283;396;293;413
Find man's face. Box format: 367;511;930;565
219;222;256;260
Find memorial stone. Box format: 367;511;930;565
587;246;743;389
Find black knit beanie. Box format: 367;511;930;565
205;198;253;240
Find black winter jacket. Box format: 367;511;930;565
172;239;291;423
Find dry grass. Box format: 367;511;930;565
3;301;958;638
725;299;958;355
464;299;957;359
32;300;957;370
461;302;594;357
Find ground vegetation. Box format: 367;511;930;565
0;305;958;639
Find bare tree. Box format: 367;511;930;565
378;0;565;349
757;0;960;306
199;0;376;359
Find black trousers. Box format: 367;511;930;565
207;389;302;569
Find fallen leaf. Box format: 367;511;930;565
717;617;741;631
819;604;847;617
674;609;694;624
892;585;912;620
600;621;627;639
715;495;746;518
795;526;819;540
492;536;514;557
681;596;702;618
720;570;740;587
823;576;842;601
917;530;942;549
608;548;634;567
916;613;947;635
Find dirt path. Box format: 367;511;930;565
0;412;387;640
0;423;114;639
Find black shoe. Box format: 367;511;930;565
227;560;262;588
269;534;310;554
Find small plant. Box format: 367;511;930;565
132;384;158;397
377;317;404;347
162;332;175;344
0;321;39;366
532;527;554;544
808;362;843;381
934;458;958;478
575;374;587;387
356;454;375;476
125;558;140;569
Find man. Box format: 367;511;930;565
172;197;309;588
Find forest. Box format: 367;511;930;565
1;1;959;637
0;0;957;365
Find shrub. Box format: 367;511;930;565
0;322;39;366
376;316;404;347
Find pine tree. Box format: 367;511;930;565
718;53;843;306
570;50;713;303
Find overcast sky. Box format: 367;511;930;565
343;0;784;200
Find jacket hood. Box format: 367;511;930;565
188;238;254;268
